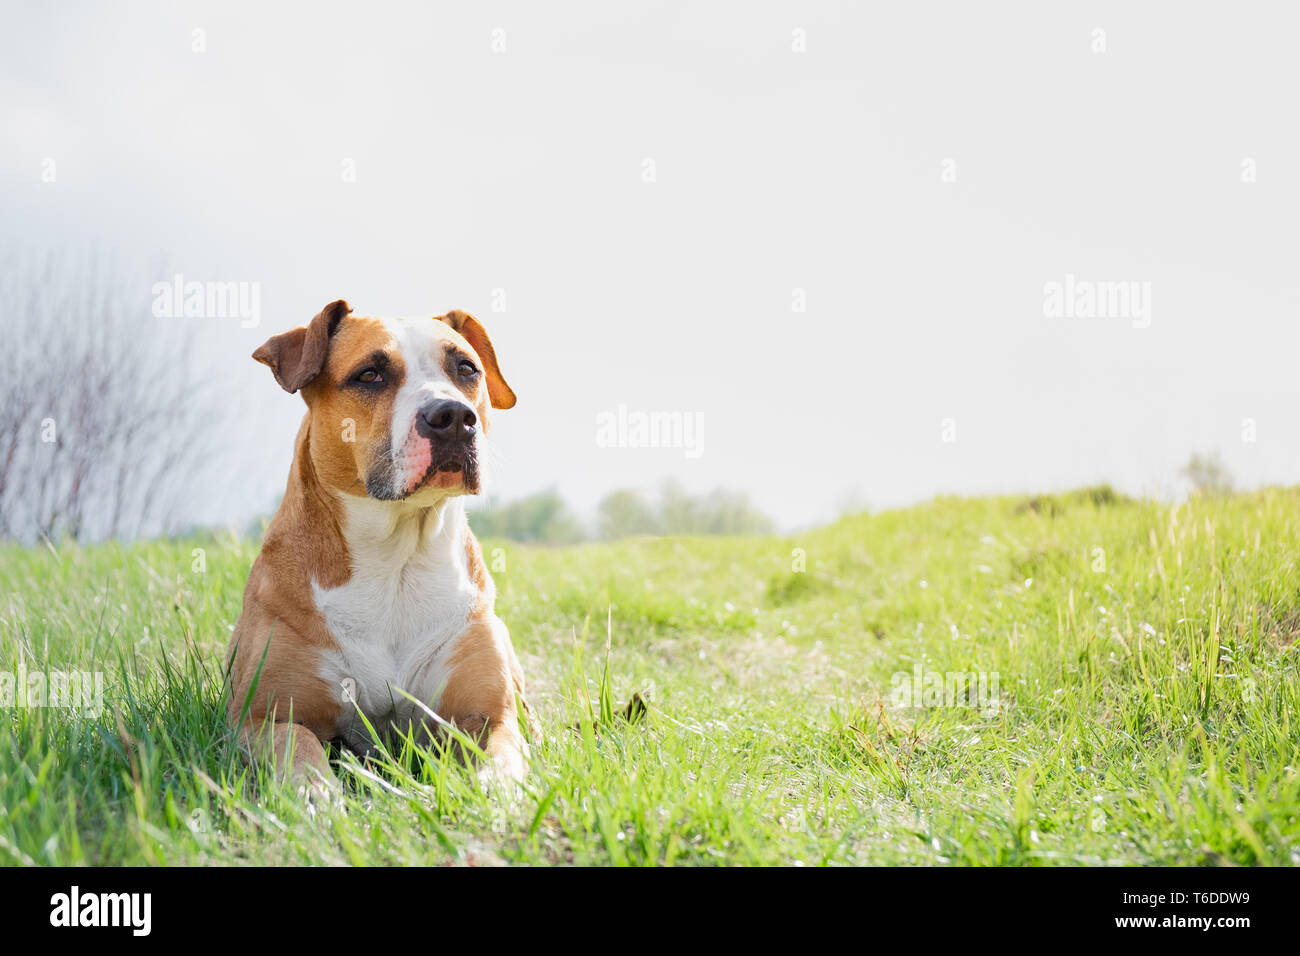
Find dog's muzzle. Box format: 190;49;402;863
365;399;482;499
416;399;477;446
411;399;479;492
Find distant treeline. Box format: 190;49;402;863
468;481;774;543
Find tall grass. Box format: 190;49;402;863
0;490;1297;865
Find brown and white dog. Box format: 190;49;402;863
226;299;534;791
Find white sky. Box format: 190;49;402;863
3;1;1298;531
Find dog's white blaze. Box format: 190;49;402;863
313;494;477;752
384;317;470;497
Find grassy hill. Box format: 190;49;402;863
1;488;1297;865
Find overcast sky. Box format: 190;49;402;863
3;1;1298;532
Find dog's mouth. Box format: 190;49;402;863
365;428;480;500
417;454;479;494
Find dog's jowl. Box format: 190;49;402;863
226;300;536;790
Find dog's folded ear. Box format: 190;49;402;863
437;309;517;409
253;299;352;393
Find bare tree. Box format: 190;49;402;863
0;248;216;543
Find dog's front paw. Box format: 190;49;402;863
296;767;346;817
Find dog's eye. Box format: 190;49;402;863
354;368;383;385
457;360;479;378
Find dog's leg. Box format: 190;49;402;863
238;718;338;801
440;697;528;786
228;613;343;802
438;618;530;784
508;642;542;745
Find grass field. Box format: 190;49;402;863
1;487;1297;866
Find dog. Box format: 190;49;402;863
226;299;535;791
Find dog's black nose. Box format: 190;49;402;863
420;400;477;439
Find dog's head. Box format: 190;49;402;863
253;299;515;501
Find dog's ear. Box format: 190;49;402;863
438;309;516;409
253;299;352;393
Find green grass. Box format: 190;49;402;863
1;487;1298;866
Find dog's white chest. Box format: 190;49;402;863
312;499;477;751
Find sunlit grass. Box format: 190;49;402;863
1;487;1297;865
